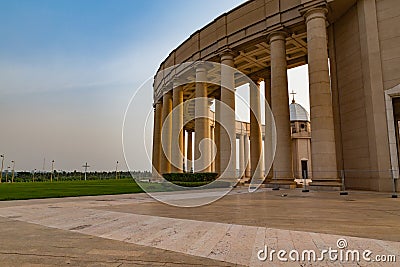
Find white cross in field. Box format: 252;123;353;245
82;162;90;181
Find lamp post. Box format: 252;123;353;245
50;160;54;182
32;169;36;182
115;161;119;180
11;161;15;183
0;154;4;183
391;168;398;198
5;167;10;182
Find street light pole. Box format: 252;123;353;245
50;160;54;182
5;167;10;182
115;161;119;180
11;161;15;183
0;154;4;184
32;169;36;182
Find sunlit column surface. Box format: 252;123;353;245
182;130;186;172
152;101;163;178
214;93;221;175
161;90;173;174
250;78;263;181
211;125;215;172
269;31;295;186
244;134;251;178
187;131;193;172
239;134;245;178
194;64;211;172
220;51;236;179
171;81;184;173
304;7;339;186
264;74;273;180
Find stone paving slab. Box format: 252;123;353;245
0;194;399;266
0;217;236;266
94;189;400;242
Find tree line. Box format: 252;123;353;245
0;170;151;183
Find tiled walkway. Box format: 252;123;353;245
0;189;399;266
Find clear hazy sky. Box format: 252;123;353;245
0;0;310;172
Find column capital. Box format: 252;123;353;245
249;75;263;85
302;7;328;24
162;83;173;95
194;62;214;82
194;63;207;73
152;100;162;108
267;31;288;44
194;61;213;71
195;63;209;85
172;77;187;88
162;88;173;98
218;47;238;62
217;46;239;57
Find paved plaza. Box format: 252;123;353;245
0;188;399;266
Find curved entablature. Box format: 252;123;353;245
153;0;356;104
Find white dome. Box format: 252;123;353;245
289;101;310;122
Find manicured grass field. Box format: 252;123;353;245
0;179;144;201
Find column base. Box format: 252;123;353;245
263;178;272;184
238;177;250;184
264;179;297;189
308;180;342;191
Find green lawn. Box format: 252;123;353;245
0;179;144;201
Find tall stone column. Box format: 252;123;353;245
182;130;186;171
244;133;251;178
152;101;163;178
214;93;221;175
220;50;236;179
250;78;264;181
187;131;193;172
238;134;245;178
304;7;339;187
160;90;173;174
211;125;215;172
264;74;273;180
269;31;295;187
171;82;184;173
195;65;211;172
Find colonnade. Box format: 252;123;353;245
152;7;339;187
237;132;253;179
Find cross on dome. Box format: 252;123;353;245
290;90;297;103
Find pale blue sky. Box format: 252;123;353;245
0;0;309;171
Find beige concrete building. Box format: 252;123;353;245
152;0;400;192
